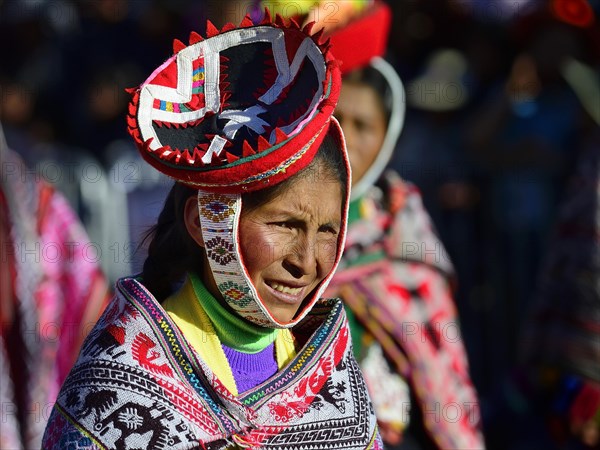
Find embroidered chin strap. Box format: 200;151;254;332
197;190;273;326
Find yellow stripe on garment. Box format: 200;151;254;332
163;278;238;394
275;327;296;369
163;277;297;396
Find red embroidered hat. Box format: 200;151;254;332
279;0;391;75
126;11;341;193
326;0;392;75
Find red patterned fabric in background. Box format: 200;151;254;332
0;146;109;449
326;172;485;449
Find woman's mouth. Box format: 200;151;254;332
265;281;305;303
269;282;302;295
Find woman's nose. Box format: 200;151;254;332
282;236;317;279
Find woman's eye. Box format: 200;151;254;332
320;225;338;235
355;120;369;132
272;222;292;229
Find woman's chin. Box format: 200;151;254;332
258;284;307;323
262;302;301;324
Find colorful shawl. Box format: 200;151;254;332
325;171;485;449
42;277;382;449
0;146;109;449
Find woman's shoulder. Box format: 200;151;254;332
76;276;174;365
376;170;420;215
380;171;456;277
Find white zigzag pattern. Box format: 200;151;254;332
136;26;326;154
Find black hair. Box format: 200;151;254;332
242;129;347;212
343;65;393;123
141;126;347;301
140;182;204;302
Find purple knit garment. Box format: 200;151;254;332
221;342;278;393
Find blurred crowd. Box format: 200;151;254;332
1;0;599;448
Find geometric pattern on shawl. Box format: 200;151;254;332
42;277;382;449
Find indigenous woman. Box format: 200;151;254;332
268;1;486;448
42;13;382;450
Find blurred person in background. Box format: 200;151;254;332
0;0;138;284
522;119;600;450
485;30;600;449
269;1;485;448
0;123;109;448
465;17;587;412
462;7;599;449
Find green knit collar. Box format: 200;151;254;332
188;273;277;353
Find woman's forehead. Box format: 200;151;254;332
338;82;383;111
253;173;342;214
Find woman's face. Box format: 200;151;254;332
239;166;343;323
335;81;387;185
